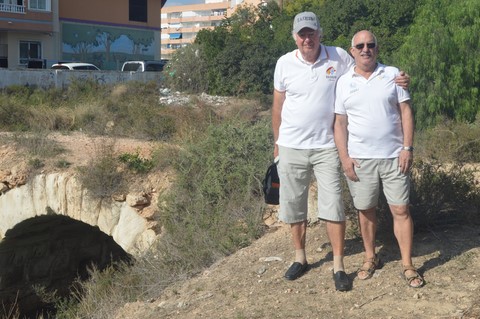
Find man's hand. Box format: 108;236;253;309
273;144;279;159
395;71;410;89
398;150;413;174
341;157;360;182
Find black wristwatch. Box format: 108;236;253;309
402;146;414;152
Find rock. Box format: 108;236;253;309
126;193;150;207
257;266;267;275
262;256;283;262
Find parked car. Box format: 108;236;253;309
51;62;100;70
121;60;167;72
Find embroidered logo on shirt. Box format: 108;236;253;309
326;66;337;81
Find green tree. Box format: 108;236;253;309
283;0;325;17
314;0;418;60
193;2;286;95
394;0;480;128
164;43;209;93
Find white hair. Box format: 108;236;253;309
292;27;323;41
351;31;377;47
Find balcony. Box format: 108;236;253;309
0;3;25;13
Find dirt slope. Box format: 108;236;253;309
2;132;479;319
114;218;480;319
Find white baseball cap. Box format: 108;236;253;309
293;12;319;34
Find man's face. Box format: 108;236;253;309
350;32;378;67
295;28;320;57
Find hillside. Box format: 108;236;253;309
1;124;479;319
114;216;480;319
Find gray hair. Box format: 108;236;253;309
292;27;323;41
351;31;377;47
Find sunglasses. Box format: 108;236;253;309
354;42;376;50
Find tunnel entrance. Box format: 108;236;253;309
0;214;131;318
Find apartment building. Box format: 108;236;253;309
0;0;58;68
161;0;264;60
59;0;163;70
0;0;164;70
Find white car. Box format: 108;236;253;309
121;60;167;72
51;62;100;70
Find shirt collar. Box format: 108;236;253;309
350;62;385;77
295;44;329;65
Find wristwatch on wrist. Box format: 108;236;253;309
402;146;414;152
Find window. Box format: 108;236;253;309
0;0;23;5
19;41;41;65
129;0;147;22
29;0;50;11
169;33;182;39
169;12;181;19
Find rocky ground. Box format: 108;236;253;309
113;214;480;319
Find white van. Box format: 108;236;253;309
121;60;167;72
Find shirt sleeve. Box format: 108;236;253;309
273;56;286;92
334;77;347;115
391;67;411;103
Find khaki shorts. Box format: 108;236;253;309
277;146;345;223
347;158;410;210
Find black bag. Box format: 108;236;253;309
262;162;280;205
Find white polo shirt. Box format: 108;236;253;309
334;63;411;158
274;45;353;149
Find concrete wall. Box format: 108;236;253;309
0;69;164;89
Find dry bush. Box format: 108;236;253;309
76;139;127;199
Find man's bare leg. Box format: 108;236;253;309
358;207;378;279
389;204;422;287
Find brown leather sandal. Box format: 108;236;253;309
357;254;382;280
402;265;424;288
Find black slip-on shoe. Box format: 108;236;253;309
333;271;352;291
284;262;309;280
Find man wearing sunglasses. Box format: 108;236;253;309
272;14;410;292
334;30;424;288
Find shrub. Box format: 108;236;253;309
0;98;32;131
409;161;480;229
163;44;209;94
118;152;154;174
12;132;65;158
157;117;272;270
415;120;480;163
76;140;127;199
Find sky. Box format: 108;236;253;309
164;0;205;7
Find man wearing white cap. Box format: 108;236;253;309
272;12;409;291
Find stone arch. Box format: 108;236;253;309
0;171;161;317
0;172;158;255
